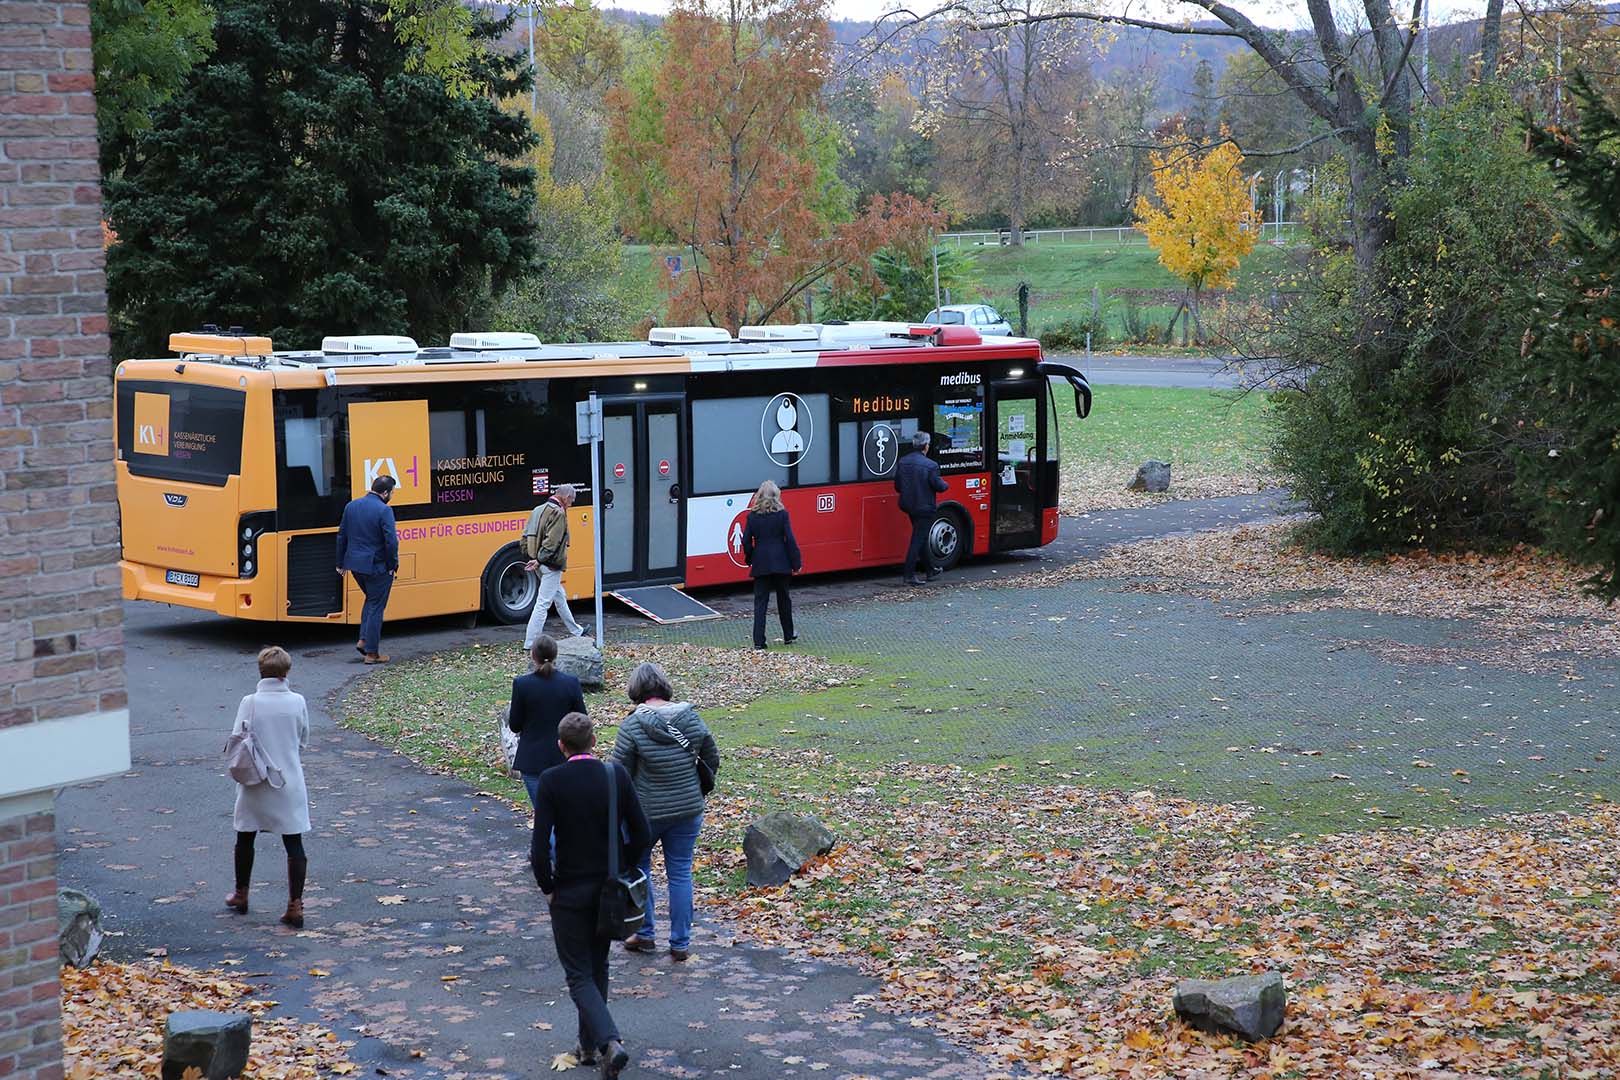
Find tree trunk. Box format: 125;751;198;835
1480;0;1505;80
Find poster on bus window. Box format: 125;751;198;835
348;400;432;506
934;371;984;472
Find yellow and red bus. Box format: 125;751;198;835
114;323;1091;625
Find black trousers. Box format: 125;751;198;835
904;513;934;579
752;574;793;647
549;900;619;1053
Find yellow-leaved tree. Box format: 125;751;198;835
1133;133;1261;345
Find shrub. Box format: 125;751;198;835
1512;74;1620;600
1267;88;1563;552
1038;311;1108;352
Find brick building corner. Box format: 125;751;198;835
1;2;134;1077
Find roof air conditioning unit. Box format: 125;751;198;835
648;327;732;345
449;332;542;350
321;335;419;354
738;324;820;342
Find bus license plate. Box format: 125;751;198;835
165;570;201;588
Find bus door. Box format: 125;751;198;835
599;397;685;585
987;378;1046;551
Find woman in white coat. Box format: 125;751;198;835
224;646;312;928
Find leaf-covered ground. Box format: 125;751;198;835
62;960;359;1078
342;525;1619;1078
695;749;1620;1078
1021;521;1620;676
341;640;863;797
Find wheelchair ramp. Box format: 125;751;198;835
608;585;723;624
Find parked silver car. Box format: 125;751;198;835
923;303;1014;336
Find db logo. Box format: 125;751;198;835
816;493;835;513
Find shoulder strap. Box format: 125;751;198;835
603;759;618;879
661;717;691;750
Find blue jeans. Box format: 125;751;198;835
638;813;702;951
353;571;393;654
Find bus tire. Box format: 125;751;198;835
482;544;538;625
928;506;969;571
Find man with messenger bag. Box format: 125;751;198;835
532;712;651;1078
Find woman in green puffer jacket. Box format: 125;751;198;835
611;662;720;961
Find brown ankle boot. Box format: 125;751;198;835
279;898;304;929
224;889;249;914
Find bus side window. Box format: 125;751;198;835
430;407;487;461
283;416;332;496
694;392;835;493
837;416;919;482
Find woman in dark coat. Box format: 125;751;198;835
741;480;802;649
507;635;586;808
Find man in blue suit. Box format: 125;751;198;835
336;475;399;663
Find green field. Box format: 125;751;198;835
970;239;1298;345
617;239;1301;347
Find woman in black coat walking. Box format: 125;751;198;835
741;480;801;649
507;635;586;808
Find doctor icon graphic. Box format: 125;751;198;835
770;398;804;454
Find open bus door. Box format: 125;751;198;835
987;377;1047;551
599;396;686;586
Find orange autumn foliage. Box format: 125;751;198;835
606;0;940;332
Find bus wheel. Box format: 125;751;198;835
482;545;538;624
928;508;967;571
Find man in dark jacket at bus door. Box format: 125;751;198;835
895;431;949;586
335;475;398;663
533;713;651;1078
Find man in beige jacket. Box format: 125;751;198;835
522;484;588;647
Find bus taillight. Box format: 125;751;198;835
238;511;275;579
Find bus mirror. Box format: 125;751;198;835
1069;377;1092;419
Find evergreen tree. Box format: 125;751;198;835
105;0;537;356
1518;74;1620;600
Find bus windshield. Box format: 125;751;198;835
116;380;246;486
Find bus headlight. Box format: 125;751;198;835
237;511;275;580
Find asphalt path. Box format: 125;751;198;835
1046;353;1271;390
58;491;1288;1080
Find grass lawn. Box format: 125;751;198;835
1059;384;1277;510
617;239;1302;347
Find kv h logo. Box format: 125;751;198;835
132;391;170;456
364;455;420;489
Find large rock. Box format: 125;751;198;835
553;636;604;689
161;1010;252;1080
1173;972;1286;1041
57;888;103;968
1127;459;1171;493
743;812;836;888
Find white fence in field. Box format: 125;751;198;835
940;222;1303;247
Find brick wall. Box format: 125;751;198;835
1;2;126;1078
0;812;62;1079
